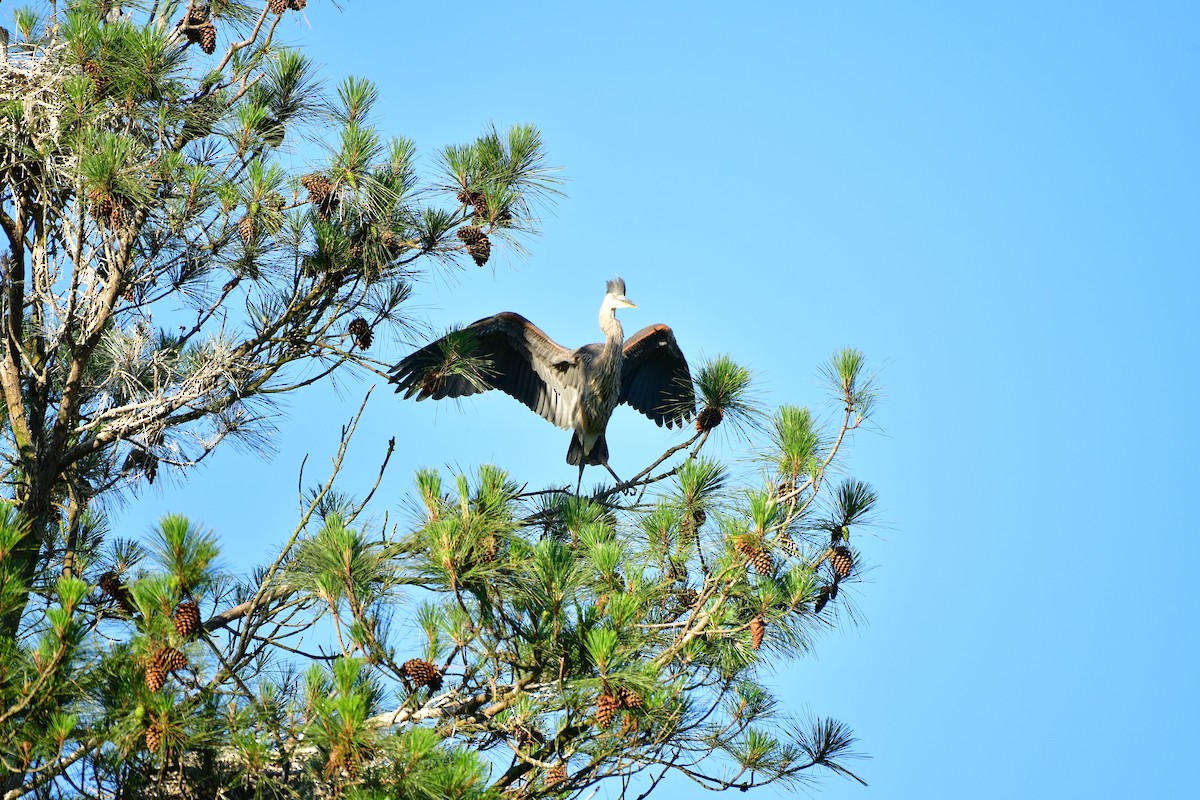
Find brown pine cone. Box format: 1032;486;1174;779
750;616;766;650
237;214;256;244
734;536;774;575
145;724;161;751
830;546;854;579
268;0;289;13
456;225;491;266
617;687;644;709
173;601;202;638
695;405;724;432
146;658;167;692
198;23;217;55
402;658;443;690
158;647;187;673
347;317;373;349
545;762;567;787
595;691;619;728
287;0;308;9
99;571;135;613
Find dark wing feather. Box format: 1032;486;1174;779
389;312;583;430
620;324;695;428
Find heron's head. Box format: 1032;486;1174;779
605;277;637;310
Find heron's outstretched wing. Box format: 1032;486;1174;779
389;312;582;431
620;324;695;428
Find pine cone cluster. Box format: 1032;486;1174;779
749;616;766;650
695;405;724;432
595;690;619;728
179;7;217;54
83;60;109;93
511;724;537;749
544;762;567;787
456;225;491;266
99;571;135;614
267;0;289;13
734;536;774;575
347;317;373;350
173;600;202;638
301;173;338;219
402;658;443;691
457;188;490;217
830;546;854;579
88;188;121;227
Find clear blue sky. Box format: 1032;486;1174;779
131;2;1199;797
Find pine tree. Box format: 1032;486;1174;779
0;5;884;799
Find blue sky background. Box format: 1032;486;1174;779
126;2;1198;797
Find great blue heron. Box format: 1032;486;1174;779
389;278;694;491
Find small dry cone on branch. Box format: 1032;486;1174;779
347;317;373;350
300;173;338;220
173;601;201;639
616;687;644;710
734;535;774;576
401;658;443;691
510;724;538;749
159;647;187;673
288;0;308;9
145;657;167;692
87;188;121;227
83;60;109;93
695;405;724;433
544;762;567;788
830;546;855;580
197;23;217;53
98;571;135;614
750;616;766;650
456;225;491;266
145;724;161;752
237;214;256;245
267;0;289;13
595;689;619;728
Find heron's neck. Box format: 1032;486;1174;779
599;303;624;347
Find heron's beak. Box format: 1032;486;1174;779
617;297;637;309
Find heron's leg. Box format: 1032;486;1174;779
603;462;624;485
576;462;586;495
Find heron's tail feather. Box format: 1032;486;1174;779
566;433;609;466
566;434;584;466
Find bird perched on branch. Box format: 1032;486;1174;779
389;278;694;492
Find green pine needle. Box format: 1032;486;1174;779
769;405;821;480
696;354;762;435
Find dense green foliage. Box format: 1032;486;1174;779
0;3;883;798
